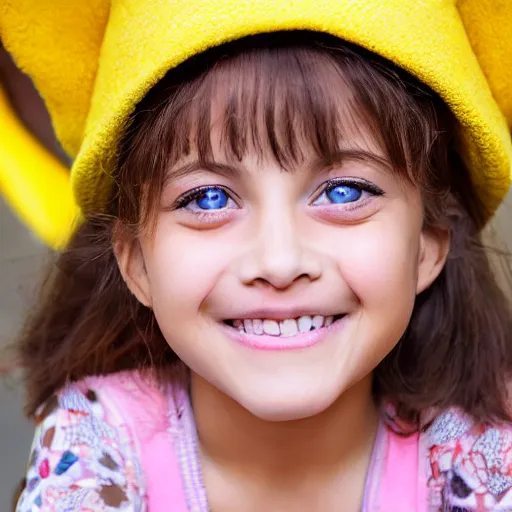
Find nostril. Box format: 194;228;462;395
250;274;310;291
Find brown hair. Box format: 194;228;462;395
16;32;512;424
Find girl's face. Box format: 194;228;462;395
116;78;449;422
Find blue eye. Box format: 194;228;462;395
326;184;362;204
196;187;228;209
311;179;383;206
177;186;236;212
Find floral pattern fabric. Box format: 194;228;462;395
16;385;145;511
427;409;512;511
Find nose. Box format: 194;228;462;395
238;210;322;290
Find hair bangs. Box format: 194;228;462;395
169;44;381;174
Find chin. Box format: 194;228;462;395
232;378;343;422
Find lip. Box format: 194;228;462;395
221;315;348;351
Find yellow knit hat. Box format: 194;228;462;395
1;0;511;247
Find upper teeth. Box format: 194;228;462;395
233;315;334;337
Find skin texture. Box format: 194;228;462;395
115;112;449;509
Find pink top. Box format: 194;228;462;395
15;367;512;511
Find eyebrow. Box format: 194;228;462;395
164;161;241;186
310;149;394;175
164;148;394;185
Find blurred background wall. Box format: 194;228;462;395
0;45;511;508
0;200;45;508
0;45;64;508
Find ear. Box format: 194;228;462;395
416;227;450;294
112;222;152;308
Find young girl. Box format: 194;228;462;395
4;1;512;511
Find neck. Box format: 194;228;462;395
190;374;378;476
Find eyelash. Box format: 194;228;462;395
172;178;384;212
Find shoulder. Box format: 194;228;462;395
424;408;512;511
15;370;161;511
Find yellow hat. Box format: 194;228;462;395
1;0;511;244
0;84;79;249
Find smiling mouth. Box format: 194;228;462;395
224;315;345;338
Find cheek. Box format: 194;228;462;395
331;220;421;318
142;224;231;320
322;218;423;380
